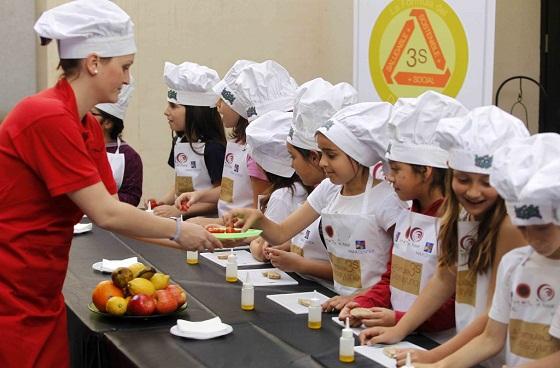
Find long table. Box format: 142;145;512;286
63;226;439;368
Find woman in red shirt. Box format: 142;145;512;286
0;1;220;367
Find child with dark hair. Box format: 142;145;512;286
147;61;226;218
93;81;143;206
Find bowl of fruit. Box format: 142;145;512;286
90;262;187;318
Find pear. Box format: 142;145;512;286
150;273;170;290
127;277;155;296
111;267;133;290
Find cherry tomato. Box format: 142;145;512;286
225;227;242;233
148;199;159;209
180;200;189;212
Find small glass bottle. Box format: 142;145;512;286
307;298;321;329
225;250;238;282
339;317;355;363
241;273;254;310
185;250;198;265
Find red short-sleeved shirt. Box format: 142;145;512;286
0;78;116;286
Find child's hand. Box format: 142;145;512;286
361;307;397;327
338;301;364;327
223;208;263;231
175;191;201;208
153;204;181;218
359;325;406;345
267;248;301;272
393;349;437;367
321;295;354;313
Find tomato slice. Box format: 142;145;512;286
148;199;159;209
206;227;226;234
179;200;189;212
225;227;242;233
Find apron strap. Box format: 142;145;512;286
115;137;121;154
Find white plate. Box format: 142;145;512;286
91;261;111;273
266;291;329;314
73;223;93;234
200;250;266;268
170;324;233;340
237;268;298;287
354;342;425;368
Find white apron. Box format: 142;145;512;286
107;137;125;190
217;141;253;217
174;139;212;196
390;207;440;312
503;249;560;367
321;176;392;296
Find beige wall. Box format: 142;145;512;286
36;0;540;202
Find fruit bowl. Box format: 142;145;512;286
88;301;187;319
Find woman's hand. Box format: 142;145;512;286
176;222;222;252
266;248;301;272
222;208;263;232
321;295;354;313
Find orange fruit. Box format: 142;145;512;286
92;280;124;312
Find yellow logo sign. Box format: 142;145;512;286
369;0;468;103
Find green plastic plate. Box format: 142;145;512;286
211;228;262;239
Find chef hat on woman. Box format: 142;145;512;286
246;111;295;178
386;91;468;168
436;106;529;174
34;0;136;59
231;60;298;121
490;133;560;226
213;60;255;115
288;78;357;151
163;62;219;107
96;78;135;120
316;102;393;167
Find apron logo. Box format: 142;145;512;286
514;205;542;220
176;153;188;164
168;89;178;101
190;161;196;168
537;284;555;302
423;242;434;253
225;153;234;164
405;227;424;242
386;142;392;156
516;283;531;299
304;230;310;239
321;119;335;131
246;106;257;118
221;88;235;104
474;154;493;169
459;235;475;251
288;126;295;140
325;225;334;238
234;164;239;173
355;240;366;250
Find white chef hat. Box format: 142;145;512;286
96;78;135;120
288;78;358;151
246;111;295;178
436;106;529;174
163;62;219;107
386;91;468;168
232;60;298;121
316;102;393;167
34;0;136;59
490;133;560;226
214;60;255;117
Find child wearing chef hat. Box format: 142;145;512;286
249;78;357;288
353;91;468;343
177;60;298;228
148;61;226;219
366;105;529;368
416;133;560;368
225;102;408;309
92;81;143;206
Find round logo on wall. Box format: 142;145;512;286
369;0;468;103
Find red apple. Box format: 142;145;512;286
166;284;187;306
154;289;178;314
127;294;156;316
